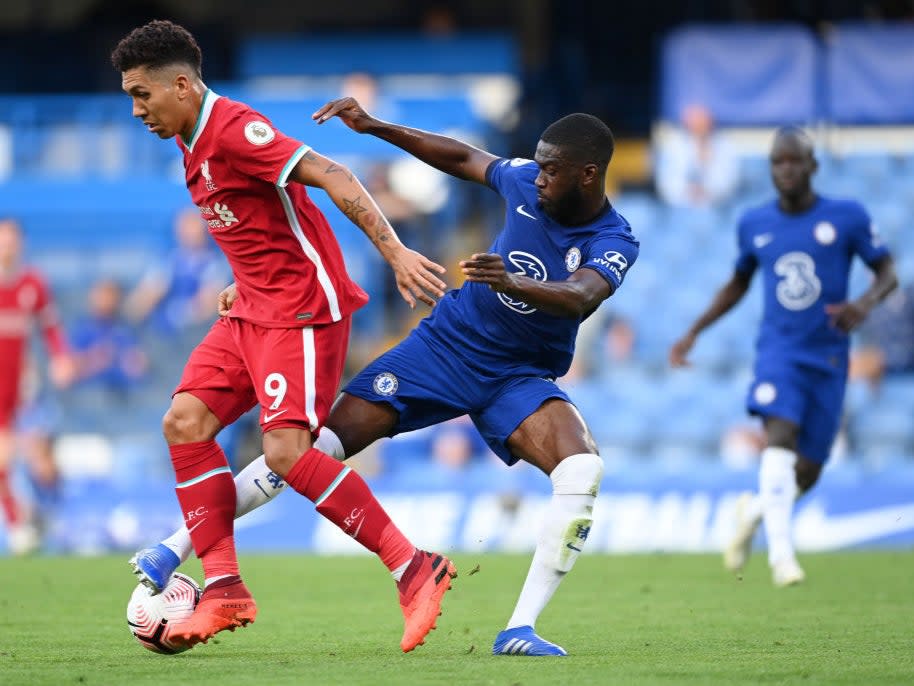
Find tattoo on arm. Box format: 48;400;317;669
324;163;354;182
342;196;393;246
342;196;368;225
302;150;317;162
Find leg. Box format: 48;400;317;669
0;426;39;555
492;398;603;656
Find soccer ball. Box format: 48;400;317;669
126;572;201;654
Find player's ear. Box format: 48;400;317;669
173;72;192;100
581;162;599;186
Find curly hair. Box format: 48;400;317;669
111;19;202;77
541;113;614;171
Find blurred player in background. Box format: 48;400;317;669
0;218;74;554
139;98;638;657
669;127;897;586
111;20;454;651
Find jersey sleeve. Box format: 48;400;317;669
733;213;757;276
579;233;639;293
847;202;891;267
220;108;312;187
486;157;536;196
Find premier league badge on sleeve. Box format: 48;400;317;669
244;120;275;146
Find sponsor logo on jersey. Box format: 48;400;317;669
201;159;217;191
753;382;777;405
244;120;275;146
753;233;774;248
591;250;628;281
498;251;547;315
814;221;836;245
565;246;581;272
774;251;821;311
373;372;399;396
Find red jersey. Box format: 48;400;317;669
177;91;369;328
0;267;67;410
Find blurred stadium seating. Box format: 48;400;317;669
1;24;912;553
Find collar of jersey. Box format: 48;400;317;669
182;89;221;153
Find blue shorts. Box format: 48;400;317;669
746;359;847;463
343;329;571;465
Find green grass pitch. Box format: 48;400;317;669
1;552;912;685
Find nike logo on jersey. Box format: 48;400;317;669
754;233;774;248
263;409;288;423
516;204;537;220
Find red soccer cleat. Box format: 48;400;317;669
169;575;257;648
397;550;457;653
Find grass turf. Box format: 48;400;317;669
0;552;911;685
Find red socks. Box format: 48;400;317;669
285;448;414;571
0;469;20;526
170;440;238;580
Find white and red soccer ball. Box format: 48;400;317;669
126;572;201;654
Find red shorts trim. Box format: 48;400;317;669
174;316;350;433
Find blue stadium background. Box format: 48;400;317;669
1;2;912;555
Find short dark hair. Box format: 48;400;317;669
773;125;815;154
111;19;202;77
540;113;614;170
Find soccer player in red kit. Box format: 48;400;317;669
0;218;74;554
111;20;455;650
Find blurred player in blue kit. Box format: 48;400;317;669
670;128;897;586
135;98;639;656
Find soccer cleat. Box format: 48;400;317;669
724;492;762;572
493;626;568;656
169;575;257;648
129;543;180;593
397;549;457;652
772;558;806;587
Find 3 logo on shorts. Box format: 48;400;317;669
754;382;777;405
373;372;399;396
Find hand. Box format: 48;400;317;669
218;282;238;316
669;332;697;367
49;354;77;388
460;253;513;292
388;247;447;308
825;301;869;333
312;97;375;133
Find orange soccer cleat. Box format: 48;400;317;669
396;550;457;653
169;575;257;648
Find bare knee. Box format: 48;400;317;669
162;394;221;445
764;417;799;452
263;427;314;477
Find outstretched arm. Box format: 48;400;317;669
460;253;612;318
290;148;446;308
825;255;897;332
312;97;498;185
669;270;752;367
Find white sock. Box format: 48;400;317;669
165;453;285;563
506;453;603;630
759;446;799;566
314;426;346;460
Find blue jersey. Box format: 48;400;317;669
416;157;640;378
735;195;890;367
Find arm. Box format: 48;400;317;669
669;270;752;367
312;97;498;185
290;148;446;308
825;255;898;333
460;253;611;318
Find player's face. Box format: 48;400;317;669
122;66;185;139
770;137;816;198
533;141;586;224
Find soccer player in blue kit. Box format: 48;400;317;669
670;127;897;587
133;97;638;656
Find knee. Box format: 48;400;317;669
162;404;217;445
263;450;300;478
551;453;604;495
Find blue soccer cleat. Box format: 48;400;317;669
129;543;180;594
492;626;568;656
